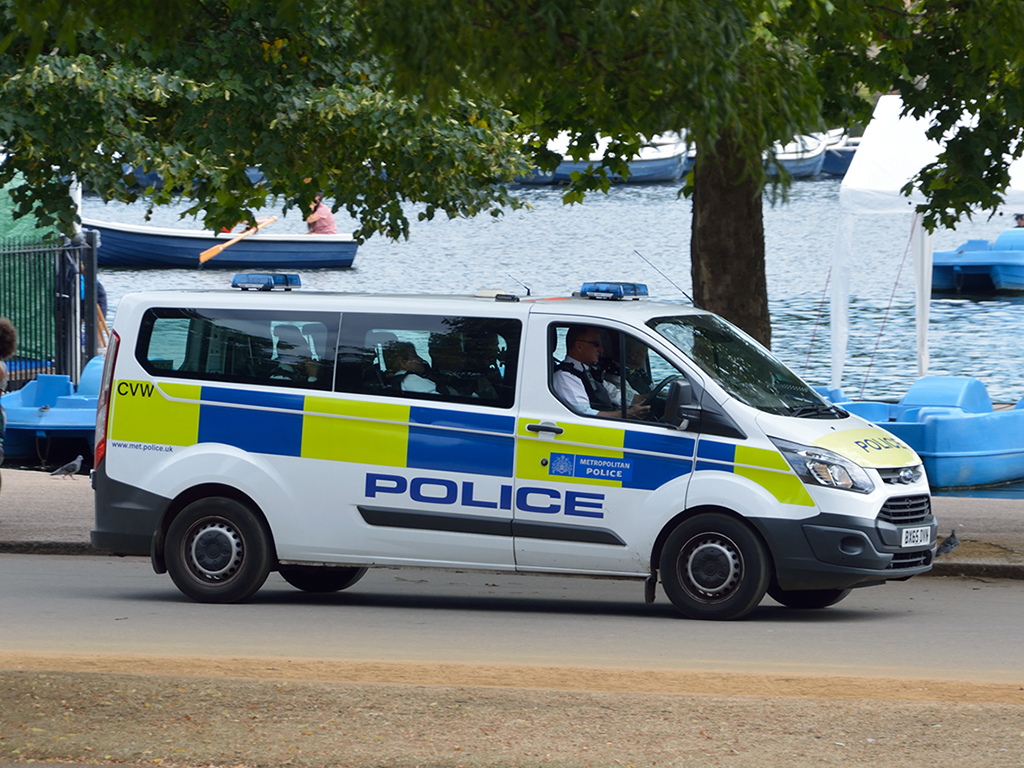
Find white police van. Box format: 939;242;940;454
91;277;935;620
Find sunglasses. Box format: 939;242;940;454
579;339;603;347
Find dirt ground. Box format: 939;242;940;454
2;656;1024;768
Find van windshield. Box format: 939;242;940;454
648;315;843;418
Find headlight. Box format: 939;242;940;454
770;437;875;494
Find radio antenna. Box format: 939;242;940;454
506;273;531;296
634;250;698;306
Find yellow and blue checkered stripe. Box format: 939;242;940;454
515;418;814;505
110;381;516;477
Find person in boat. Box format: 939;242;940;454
382;340;440;394
554;325;649;419
0;317;18;502
306;192;337;235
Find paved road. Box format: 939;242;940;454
3;553;1023;685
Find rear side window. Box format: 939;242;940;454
137;308;339;391
335;313;521;408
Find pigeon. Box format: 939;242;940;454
50;455;83;479
935;529;960;557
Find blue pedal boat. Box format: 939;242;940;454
817;377;1024;491
1;356;104;459
932;227;1024;293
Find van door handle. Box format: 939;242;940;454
526;422;564;435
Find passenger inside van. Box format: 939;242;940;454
382;340;439;394
429;332;497;400
554;325;650;419
271;324;317;383
601;336;653;409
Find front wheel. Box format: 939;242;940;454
165;497;272;603
279;565;368;593
768;585;851;609
659;512;769;620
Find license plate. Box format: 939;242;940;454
901;525;931;547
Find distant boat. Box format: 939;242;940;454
519;132;691;185
765;134;826;178
82;218;358;269
119;165;266;191
0;356;103;460
932;227;1024;293
818;130;859;177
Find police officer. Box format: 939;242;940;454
554;326;649;418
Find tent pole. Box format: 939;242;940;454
911;212;933;378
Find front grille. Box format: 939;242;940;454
887;549;932;570
878;494;931;525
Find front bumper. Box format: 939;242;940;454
752;502;936;591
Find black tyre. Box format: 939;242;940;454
165;497;272;603
659;512;769;620
279;565;368;593
768;585;852;609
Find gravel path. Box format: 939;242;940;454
2;661;1023;768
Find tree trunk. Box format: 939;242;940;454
691;130;771;349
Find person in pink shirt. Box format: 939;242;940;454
306;192;337;234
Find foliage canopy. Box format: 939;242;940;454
0;0;529;237
5;0;1024;347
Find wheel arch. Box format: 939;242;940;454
152;483;275;574
650;504;777;578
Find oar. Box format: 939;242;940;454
96;304;110;347
199;215;278;263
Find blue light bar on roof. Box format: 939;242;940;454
231;273;302;291
579;282;649;300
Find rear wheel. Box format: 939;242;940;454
768;585;852;609
279;565;368;593
165;497;271;603
659;512;769;620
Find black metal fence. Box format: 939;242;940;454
0;230;99;389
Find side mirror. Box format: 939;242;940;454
665;379;698;428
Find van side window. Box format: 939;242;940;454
137;308;339;391
335;313;521;408
549;324;684;423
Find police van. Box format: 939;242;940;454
91;278;935;620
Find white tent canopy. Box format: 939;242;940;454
831;94;1024;389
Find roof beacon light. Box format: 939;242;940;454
579;282;649;300
231;273;302;291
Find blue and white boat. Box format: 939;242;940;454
1;356;104;460
82;218;358;269
765;134;826;179
932;227;1024;293
818;377;1024;491
520;132;691;185
818;130;859;177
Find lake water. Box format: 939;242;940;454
82;178;1024;403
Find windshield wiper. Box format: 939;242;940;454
790;403;846;419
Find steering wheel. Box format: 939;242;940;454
638;374;682;421
647;374;683;402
